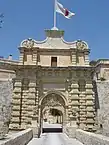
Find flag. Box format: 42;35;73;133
56;1;75;19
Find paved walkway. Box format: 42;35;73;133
43;122;62;128
27;133;83;145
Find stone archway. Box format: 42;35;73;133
42;107;63;124
39;91;67;130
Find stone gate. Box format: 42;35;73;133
8;29;96;135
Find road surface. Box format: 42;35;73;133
28;133;83;145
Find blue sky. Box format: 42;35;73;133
0;0;109;61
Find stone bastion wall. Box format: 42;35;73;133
96;81;109;137
0;80;13;135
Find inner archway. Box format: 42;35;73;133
39;92;66;132
43;108;63;124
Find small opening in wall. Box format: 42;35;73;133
51;57;57;67
100;124;103;129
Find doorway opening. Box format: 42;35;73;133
39;92;66;133
42;108;63;133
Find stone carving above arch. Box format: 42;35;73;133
20;38;35;48
42;94;63;107
76;40;88;50
39;90;67;107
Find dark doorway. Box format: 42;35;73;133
42;127;62;133
51;57;57;67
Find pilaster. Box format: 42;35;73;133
20;88;29;129
27;80;37;122
68;80;79;125
85;80;95;131
10;79;22;130
79;92;86;129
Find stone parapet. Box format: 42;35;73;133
76;129;109;145
0;128;33;145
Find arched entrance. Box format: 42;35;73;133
39;91;67;132
43;108;63;124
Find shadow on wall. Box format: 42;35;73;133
93;81;100;111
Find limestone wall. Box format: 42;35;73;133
76;129;109;145
96;81;109;136
0;80;13;134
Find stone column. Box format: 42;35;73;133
9;79;22;130
85;80;95;131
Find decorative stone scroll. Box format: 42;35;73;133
76;40;88;50
21;38;35;48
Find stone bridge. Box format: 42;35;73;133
0;127;109;145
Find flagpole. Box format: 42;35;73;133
53;0;56;29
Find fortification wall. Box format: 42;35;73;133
96;81;109;136
0;80;13;135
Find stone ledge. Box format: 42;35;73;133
76;129;109;145
0;128;33;145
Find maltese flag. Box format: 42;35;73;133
56;1;75;19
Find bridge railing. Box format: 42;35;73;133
76;129;109;145
0;128;33;145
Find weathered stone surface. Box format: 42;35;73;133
96;81;109;136
0;128;33;145
76;129;109;145
0;80;12;138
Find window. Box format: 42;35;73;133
51;57;57;67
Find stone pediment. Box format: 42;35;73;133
20;30;89;50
